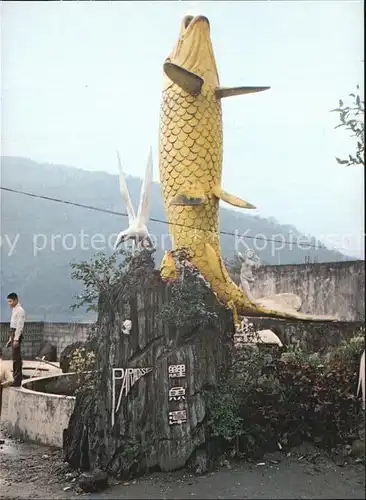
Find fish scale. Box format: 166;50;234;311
158;14;338;323
159;82;242;295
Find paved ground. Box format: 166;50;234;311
0;427;364;500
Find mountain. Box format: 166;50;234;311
0;156;350;321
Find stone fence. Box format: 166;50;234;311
0;322;91;360
251;260;365;322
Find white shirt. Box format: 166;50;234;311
10;303;25;341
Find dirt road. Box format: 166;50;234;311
0;428;364;499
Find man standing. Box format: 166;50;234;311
6;293;25;387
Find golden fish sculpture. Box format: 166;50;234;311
159;14;337;324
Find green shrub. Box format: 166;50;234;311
158;248;220;332
207;330;365;458
69;342;97;393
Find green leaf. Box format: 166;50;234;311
335;157;349;165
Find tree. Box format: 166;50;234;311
69;248;156;313
69;249;131;313
331;85;364;167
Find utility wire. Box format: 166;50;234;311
0;185;345;251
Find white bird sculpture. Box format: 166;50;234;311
114;148;154;251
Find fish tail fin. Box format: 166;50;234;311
236;299;339;322
202;244;339;324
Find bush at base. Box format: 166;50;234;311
207;330;365;459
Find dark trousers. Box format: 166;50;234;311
11;328;23;386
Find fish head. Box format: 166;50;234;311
164;15;219;90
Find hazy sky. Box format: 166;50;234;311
1;1;364;257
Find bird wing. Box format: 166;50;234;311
137;147;153;225
116;150;136;225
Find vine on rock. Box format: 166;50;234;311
158;248;222;332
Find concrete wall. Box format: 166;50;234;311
1;374;76;448
43;322;90;355
251;260;365;322
0;322;90;360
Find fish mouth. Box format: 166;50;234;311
164;14;218;89
181;15;210;34
183;15;194;29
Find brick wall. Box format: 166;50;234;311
0;322;43;359
0;321;91;360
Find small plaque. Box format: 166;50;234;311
168;364;186;378
169;409;187;425
169;386;186;401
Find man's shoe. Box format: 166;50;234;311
11;381;21;387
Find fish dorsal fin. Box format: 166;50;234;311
215;86;270;99
163;62;203;96
212;185;256;209
116;150;136;225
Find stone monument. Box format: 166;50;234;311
63;251;233;475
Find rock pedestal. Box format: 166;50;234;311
63;275;233;477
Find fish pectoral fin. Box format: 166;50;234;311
212;186;256;209
169;190;206;206
215;86;270;99
163;62;203;96
204;243;226;281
